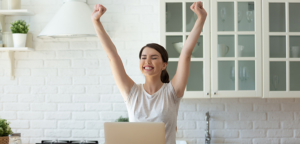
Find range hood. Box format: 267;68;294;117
38;0;96;38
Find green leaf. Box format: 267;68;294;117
0;118;13;136
115;116;129;122
10;19;29;33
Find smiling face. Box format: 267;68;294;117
139;47;167;77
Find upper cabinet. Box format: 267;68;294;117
263;0;300;98
211;0;262;98
160;0;211;98
160;0;300;98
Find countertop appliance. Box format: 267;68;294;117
35;138;187;144
36;140;98;144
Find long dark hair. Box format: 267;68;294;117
139;43;170;83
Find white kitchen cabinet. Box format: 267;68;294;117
263;0;300;98
211;0;262;98
160;0;211;98
160;0;300;98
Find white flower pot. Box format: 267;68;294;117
12;33;27;47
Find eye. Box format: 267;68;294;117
142;58;146;59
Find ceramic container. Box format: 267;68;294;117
12;33;27;47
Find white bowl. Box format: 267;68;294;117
173;42;199;54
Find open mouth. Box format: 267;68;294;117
143;66;154;70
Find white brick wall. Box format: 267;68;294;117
0;0;300;144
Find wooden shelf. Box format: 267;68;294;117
0;47;34;51
0;9;34;16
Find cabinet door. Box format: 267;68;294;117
211;0;262;98
160;0;211;98
263;0;300;98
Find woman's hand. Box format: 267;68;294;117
190;1;207;23
91;4;107;22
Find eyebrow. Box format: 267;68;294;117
141;55;159;56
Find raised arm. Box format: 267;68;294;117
171;1;207;98
91;4;134;100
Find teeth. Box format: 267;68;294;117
145;67;153;70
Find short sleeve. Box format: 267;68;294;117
168;82;183;103
124;82;138;104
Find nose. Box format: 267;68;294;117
146;58;151;64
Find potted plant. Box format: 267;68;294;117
115;116;129;122
10;20;29;47
0;118;13;144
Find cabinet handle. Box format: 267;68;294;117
214;92;216;95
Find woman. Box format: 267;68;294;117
91;2;207;144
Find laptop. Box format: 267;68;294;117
104;122;165;144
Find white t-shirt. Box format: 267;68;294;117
124;82;183;144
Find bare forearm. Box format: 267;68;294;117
181;19;205;56
92;20;118;59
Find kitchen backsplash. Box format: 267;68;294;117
0;0;300;144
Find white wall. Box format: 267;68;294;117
0;0;300;144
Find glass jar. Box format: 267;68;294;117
8;133;22;144
2;32;13;47
1;0;21;10
0;22;3;47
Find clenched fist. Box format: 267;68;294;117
190;1;207;22
91;4;106;21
